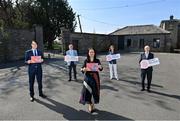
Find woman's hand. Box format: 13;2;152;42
98;65;103;69
81;67;86;72
81;67;91;72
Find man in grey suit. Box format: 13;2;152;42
139;45;154;92
66;44;78;81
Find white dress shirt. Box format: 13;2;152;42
32;49;37;56
145;52;149;59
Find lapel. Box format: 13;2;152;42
69;50;74;56
143;52;151;59
31;50;34;56
36;50;39;56
147;52;152;59
142;53;147;59
31;49;40;56
146;53;149;59
67;50;70;55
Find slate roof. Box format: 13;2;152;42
110;24;170;35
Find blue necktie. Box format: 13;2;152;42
35;50;38;56
34;50;37;56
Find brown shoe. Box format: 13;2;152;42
88;104;93;113
91;104;95;110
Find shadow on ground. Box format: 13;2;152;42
35;98;133;120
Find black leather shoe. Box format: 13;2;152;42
91;109;97;113
39;94;47;98
68;79;71;82
30;97;34;102
147;89;151;93
141;89;145;91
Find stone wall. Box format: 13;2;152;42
61;29;171;54
123;34;171;52
61;31;118;54
160;19;180;49
0;26;43;63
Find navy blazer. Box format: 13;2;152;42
139;52;154;71
25;49;43;70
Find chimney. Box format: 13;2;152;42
170;15;174;20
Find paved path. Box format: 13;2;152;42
0;53;179;120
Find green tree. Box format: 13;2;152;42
0;0;15;27
0;0;76;49
26;0;76;49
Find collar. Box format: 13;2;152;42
32;49;37;51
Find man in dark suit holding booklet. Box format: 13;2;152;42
139;45;154;92
25;40;46;102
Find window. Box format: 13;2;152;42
139;39;144;48
153;39;160;48
169;24;173;30
178;24;180;29
162;23;166;29
127;39;131;47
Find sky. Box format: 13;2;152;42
68;0;180;34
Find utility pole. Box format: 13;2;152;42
77;15;82;33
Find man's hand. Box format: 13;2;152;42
41;59;44;63
27;60;31;64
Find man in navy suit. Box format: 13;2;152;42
25;40;46;102
139;45;154;92
66;44;78;81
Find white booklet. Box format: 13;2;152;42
64;55;79;62
106;54;121;61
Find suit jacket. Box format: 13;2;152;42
66;49;78;66
139;52;154;71
25;49;43;71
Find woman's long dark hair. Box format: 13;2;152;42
87;48;97;62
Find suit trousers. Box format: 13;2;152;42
28;66;42;97
68;62;77;80
141;69;152;90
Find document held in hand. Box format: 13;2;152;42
86;63;99;71
140;60;149;69
140;58;160;69
64;55;79;62
148;58;160;66
31;56;42;63
106;54;121;61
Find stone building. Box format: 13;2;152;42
61;29;118;54
160;15;180;51
110;25;171;52
0;26;43;63
61;24;171;54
